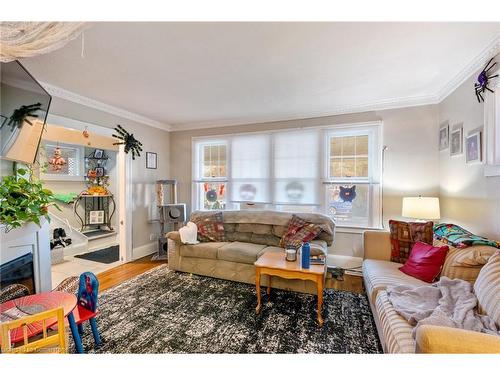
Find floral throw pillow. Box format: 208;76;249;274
279;215;323;249
192;212;226;242
389;220;434;263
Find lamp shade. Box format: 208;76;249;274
402;197;440;220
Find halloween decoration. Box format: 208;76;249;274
474;57;498;103
48;146;67;172
239;183;257;201
112;124;143;159
83;126;90;138
339;185;357;202
203;182;225;209
285;181;304;202
5;102;42;131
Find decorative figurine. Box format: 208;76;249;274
48;146;67;172
474;57;498;103
112;124;143;159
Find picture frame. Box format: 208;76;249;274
89;210;105;224
146;152;157;169
466;130;482;164
93;149;104;159
439;122;449;151
450;124;463;156
95;167;104;177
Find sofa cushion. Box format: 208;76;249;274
258;246;284;257
389;220;434;263
250;233;281;247
474;250;500;326
217;242;267;264
180;242;227;260
399;241;449;283
376;290;416;353
363;259;427;304
225;231;252;243
237;223;272;235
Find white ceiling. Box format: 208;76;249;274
22;22;500;131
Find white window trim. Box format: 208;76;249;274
192;121;383;229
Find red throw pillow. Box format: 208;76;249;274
399;241;449;283
389;220;434;263
279;214;323;249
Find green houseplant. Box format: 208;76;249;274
0;166;58;232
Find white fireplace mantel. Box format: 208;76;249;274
0;219;52;292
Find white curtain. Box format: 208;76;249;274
0;22;86;62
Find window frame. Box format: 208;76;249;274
192;121;383;229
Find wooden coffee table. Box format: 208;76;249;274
254;251;326;326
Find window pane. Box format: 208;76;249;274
330;137;342;156
356;135;369;155
356;157;369;177
197;182;227;210
342;136;356;155
330;159;342;177
326;184;370;227
231;180;270;203
201;143;227;178
231;134;270;179
342;157;356;177
275;179;318;205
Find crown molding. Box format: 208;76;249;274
436;33;500;103
40;82;172;132
170;93;439;132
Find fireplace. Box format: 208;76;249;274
0;252;36;294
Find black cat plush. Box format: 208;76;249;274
339;185;356;202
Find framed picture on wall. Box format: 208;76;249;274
439;122;449;151
466;130;482;163
450;124;463;156
146;152;157;169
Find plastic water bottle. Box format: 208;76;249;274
301;242;310;269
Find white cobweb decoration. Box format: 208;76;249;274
0;22;86;62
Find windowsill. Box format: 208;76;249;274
335;226;384;234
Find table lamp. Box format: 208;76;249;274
402;196;440;221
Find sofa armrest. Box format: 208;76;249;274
415;325;500;354
166;231;181;270
166;231;181;243
363;230;391;261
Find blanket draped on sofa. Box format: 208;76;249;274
386;277;500;337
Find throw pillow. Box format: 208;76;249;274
191;212;226;242
389;220;434;263
399;241;449;283
279;215;323;249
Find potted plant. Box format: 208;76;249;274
0;166;59;233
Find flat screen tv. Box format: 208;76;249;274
0;61;51;164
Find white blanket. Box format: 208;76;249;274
387;277;500;337
179;221;199;244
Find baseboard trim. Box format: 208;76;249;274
132;242;157;260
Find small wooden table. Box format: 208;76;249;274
254;251;326;326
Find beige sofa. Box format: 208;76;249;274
167;210;335;294
363;230;500;353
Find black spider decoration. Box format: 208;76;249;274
474;57;498;103
5;102;42;131
112;124;143;160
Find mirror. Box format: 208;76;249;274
0;61;51;164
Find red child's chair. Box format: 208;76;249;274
73;272;101;347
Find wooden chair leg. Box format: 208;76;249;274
89;318;101;346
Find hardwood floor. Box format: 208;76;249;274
97;256;166;291
97;256;364;293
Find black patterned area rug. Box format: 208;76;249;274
72;265;382;353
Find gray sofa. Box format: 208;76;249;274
167;210;335;294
